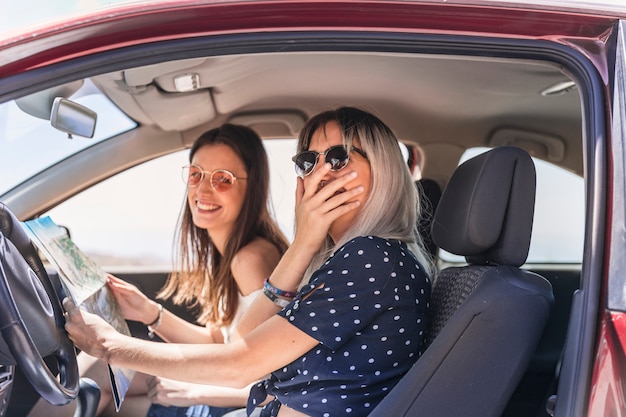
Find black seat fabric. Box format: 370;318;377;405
369;146;554;417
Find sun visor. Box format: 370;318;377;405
130;85;215;131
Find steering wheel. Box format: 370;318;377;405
0;203;79;405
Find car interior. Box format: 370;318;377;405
0;27;593;417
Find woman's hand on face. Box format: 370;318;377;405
106;274;157;324
146;376;198;407
293;163;364;249
63;298;116;361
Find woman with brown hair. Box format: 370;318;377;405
31;124;288;417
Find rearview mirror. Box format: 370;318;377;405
50;98;97;139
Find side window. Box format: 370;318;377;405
45;139;297;270
45;152;188;270
529;155;584;264
439;147;585;264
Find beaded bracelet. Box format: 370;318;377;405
263;287;291;308
147;303;163;339
264;277;297;298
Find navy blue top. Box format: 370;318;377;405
247;236;431;416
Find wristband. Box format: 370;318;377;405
147;303;163;339
263;287;291;308
264;278;297;298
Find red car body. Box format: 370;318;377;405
2;1;626;416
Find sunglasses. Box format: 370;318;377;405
292;145;367;177
182;164;247;192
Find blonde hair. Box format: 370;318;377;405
298;107;435;279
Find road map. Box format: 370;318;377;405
23;216;133;411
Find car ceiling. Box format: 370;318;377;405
90;50;582;185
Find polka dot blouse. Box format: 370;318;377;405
247;236;431;416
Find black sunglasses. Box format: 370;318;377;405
292;145;367;177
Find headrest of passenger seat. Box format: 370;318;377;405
431;146;536;267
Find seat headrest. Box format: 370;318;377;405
432;146;536;267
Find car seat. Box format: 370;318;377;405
369;146;554;417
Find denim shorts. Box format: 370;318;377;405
146;403;237;417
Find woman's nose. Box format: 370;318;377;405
195;175;215;193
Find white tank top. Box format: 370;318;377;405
220;288;261;344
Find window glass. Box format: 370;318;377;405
45;143;581;269
438;147;585;264
45;139;298;270
0;81;136;195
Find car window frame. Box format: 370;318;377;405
0;29;610;417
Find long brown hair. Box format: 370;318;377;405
159;124;289;325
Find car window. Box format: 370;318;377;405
0;80;136;195
44;143;581;269
45;139;298;271
439;147;584;264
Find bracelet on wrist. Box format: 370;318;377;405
263;287;292;308
264;277;298;298
147;303;163;339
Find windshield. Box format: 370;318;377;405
0;80;136;195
